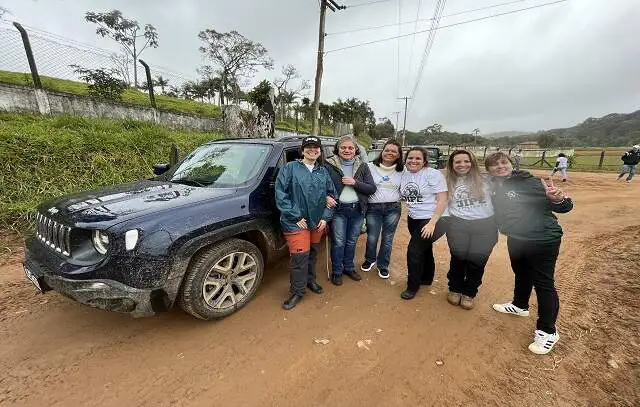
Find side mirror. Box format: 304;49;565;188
153;163;171;175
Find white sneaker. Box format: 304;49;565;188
492;302;530;317
528;330;559;355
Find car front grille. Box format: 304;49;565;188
36;213;72;256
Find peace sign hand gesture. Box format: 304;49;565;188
541;177;564;203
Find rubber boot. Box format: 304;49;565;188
307;243;323;294
283;252;309;310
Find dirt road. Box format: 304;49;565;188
1;171;638;406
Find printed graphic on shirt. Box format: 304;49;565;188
401;182;423;203
452;184;489;211
506;190;520;200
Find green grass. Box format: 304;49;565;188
0;112;222;233
0;70;221;118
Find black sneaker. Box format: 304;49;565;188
378;268;390;279
361;260;376;272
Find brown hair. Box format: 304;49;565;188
484;151;513;171
406;147;429;168
446;150;485;200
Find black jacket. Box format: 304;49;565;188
490;171;573;243
325;155;376;214
621;150;640;166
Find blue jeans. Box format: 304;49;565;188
364;202;401;270
330;203;365;276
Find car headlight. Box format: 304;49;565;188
92;230;110;254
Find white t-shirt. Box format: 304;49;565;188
304;162;315;172
557;157;568;169
368;162;402;203
448;176;494;220
401;168;448;219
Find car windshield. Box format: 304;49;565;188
170;143;270;188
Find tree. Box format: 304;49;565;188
198;29;273;105
110;48;132;86
85;9;159;87
245;79;272;108
273;65;310;120
372;119;396;140
537;132;557;148
71;66;128;100
154;75;169;94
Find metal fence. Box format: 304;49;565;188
0;20;198;107
438;145;627;171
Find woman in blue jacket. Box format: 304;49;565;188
325;135;377;286
275;136;337;310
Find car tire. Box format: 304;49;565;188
179;238;264;320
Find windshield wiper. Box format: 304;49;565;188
170;178;209;187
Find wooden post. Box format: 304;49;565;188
598;149;605;169
540;150;546;167
170;143;180;166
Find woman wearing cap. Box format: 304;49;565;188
275;136;337;310
400;147;448;300
485;151;573;355
325;135;377;286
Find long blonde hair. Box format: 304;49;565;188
445;150;485;200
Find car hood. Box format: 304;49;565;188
39;180;236;227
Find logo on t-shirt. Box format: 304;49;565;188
453;184;488;210
401;182;423;203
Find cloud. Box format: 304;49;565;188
1;0;638;133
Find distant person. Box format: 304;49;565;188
400;147;448;300
485;152;573;355
275;136;337;310
550;153;569;182
616;145;640;183
444;150;498;310
361;140;404;279
325;135;377;286
514;149;523;171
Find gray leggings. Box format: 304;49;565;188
618;164;637;180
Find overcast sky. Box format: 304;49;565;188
1;0;639;133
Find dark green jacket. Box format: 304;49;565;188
275;160;336;233
490;171;573;243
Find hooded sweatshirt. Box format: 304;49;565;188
490;170;573;243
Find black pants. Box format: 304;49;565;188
446;216;498;297
406;216;448;292
508;237;561;334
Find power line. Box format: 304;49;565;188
396;0;401;98
409;0;447;102
404;0;423;96
326;0;531;36
325;0;568;53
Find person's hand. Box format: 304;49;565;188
542;178;564;202
296;218;308;229
342;176;356;186
316;219;327;233
421;221;436;239
327;196;338;208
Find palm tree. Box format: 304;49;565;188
155;75;169;94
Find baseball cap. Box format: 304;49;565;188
302;135;322;148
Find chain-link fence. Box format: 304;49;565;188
0;20;198;101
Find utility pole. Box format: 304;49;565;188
392;111;400;139
312;0;346;136
398;97;412;147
